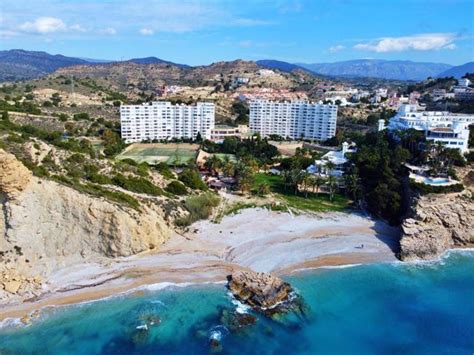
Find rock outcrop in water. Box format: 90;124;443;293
0;149;173;301
400;192;474;261
227;270;295;314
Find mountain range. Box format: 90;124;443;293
0;49;472;83
294;59;453;81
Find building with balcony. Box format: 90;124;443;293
387;104;473;153
249;100;337;141
120;101;215;143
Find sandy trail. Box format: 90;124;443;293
0;209;400;321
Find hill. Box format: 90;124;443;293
296;59;452;81
436;62;474;78
256;60;308;73
127;56;190;68
0;49;88;82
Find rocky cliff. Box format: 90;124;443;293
0;149;172;300
399;192;474;261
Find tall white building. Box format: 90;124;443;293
120;101;215;143
249;100;337;141
388;104;474;153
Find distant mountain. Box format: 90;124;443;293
296;59;453;81
256;60;308;73
436;62;474;78
0;49;88;82
127;57;190;68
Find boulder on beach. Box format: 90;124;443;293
227;270;296;314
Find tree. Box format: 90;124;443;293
344;173;360;201
325;160;336;176
222;156;235;177
301;172;312;198
236;166;254;194
204;155;222;176
313;176;326;194
1;111;8;121
195;132;203;143
326;176;338;201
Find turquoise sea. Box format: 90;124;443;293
1;251;473;355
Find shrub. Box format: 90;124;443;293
155;162;174;179
179;168;207;190
112;174;163;196
166;181;188;195
410;181;464;194
175;192;220;227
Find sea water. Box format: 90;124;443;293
1;251;473;354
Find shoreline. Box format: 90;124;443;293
0;247;472;326
0;208;408;323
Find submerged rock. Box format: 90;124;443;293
220;309;257;332
227;270;297;315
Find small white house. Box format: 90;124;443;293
307;142;356;177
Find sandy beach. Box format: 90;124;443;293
0;208;401;321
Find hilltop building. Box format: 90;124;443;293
249;100;337;141
120;101;215;143
387;104;474;153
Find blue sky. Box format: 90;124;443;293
0;0;472;65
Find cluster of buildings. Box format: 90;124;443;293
383;104;474;153
121;100;338;143
234;88;308;102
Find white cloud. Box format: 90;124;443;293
329;45;345;53
69;24;86;32
139;28;154;36
354;33;457;52
19;17;67;34
100;27;117;35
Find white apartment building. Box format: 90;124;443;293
388;104;474;153
120;101;215;143
249;100;337;141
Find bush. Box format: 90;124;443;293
73;112;91;121
175;192;220;227
179;168;207;190
410;181;464;194
155;162;174;179
112;174;163;196
166;181;188;195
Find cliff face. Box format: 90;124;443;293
400;192;474;261
0;149;172;299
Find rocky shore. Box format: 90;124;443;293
400;192;474;261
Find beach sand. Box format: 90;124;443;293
0;208;401;321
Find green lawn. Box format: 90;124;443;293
252;173;349;213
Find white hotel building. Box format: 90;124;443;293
120;101;215;143
249;100;337;141
387;104;474;153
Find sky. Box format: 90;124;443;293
0;0;473;65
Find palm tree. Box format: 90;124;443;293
313;176;326;194
326;176;338;201
290;169;303;195
302;172;312;198
325;160;336;176
222;156;235;177
204;155;222;176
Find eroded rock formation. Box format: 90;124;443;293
400;192;474;261
227;270;295;314
0;149;173;301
